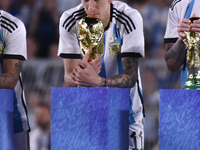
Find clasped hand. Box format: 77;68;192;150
71;49;102;87
178;14;200;40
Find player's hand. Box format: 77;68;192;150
177;14;200;40
82;49;91;62
190;14;200;38
80;49;102;74
90;54;102;74
70;60;102;87
177;18;191;40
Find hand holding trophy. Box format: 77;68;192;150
183;17;200;89
78;16;104;62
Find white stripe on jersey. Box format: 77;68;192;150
58;1;145;124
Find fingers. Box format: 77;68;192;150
191;13;196;18
178;31;186;39
95;56;102;74
96;54;102;63
70;67;78;81
71;61;89;80
82;49;91;62
177;19;191;39
92;55;101;66
191;20;200;32
196;33;200;38
178;19;191;31
96;65;102;74
90;54;102;74
70;64;83;81
79;60;88;69
177;15;200;40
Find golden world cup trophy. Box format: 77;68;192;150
78;16;104;62
183;17;200;89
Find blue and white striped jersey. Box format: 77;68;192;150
164;0;200;88
0;10;29;133
58;1;145;124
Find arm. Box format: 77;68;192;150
165;17;191;72
165;14;200;72
0;59;22;89
63;58;79;87
165;39;186;72
0;11;27;89
106;57;139;88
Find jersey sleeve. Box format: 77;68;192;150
164;1;187;43
121;9;144;57
57;12;80;58
3;12;27;60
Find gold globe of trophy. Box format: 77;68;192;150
78;16;104;62
183;17;200;89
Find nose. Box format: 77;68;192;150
88;0;95;12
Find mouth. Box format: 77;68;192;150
87;13;99;18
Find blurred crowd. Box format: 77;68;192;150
0;0;172;59
0;0;181;150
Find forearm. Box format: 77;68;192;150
0;73;18;89
165;38;186;72
104;73;137;88
0;59;22;89
100;57;138;88
63;59;80;87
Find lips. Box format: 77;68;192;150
87;13;99;18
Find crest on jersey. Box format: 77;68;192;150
109;41;120;55
0;42;4;54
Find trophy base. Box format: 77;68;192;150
183;78;200;89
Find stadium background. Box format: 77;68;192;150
0;0;180;149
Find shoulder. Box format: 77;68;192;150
0;10;26;34
112;1;143;33
112;1;142;20
166;0;190;22
169;0;190;11
60;4;86;32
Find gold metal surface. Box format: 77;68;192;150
183;17;200;89
78;16;104;62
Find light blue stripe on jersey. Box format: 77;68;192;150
181;0;195;88
0;30;5;47
99;32;106;78
113;24;123;74
185;0;195;19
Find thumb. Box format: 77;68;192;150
82;49;91;62
191;13;196;18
